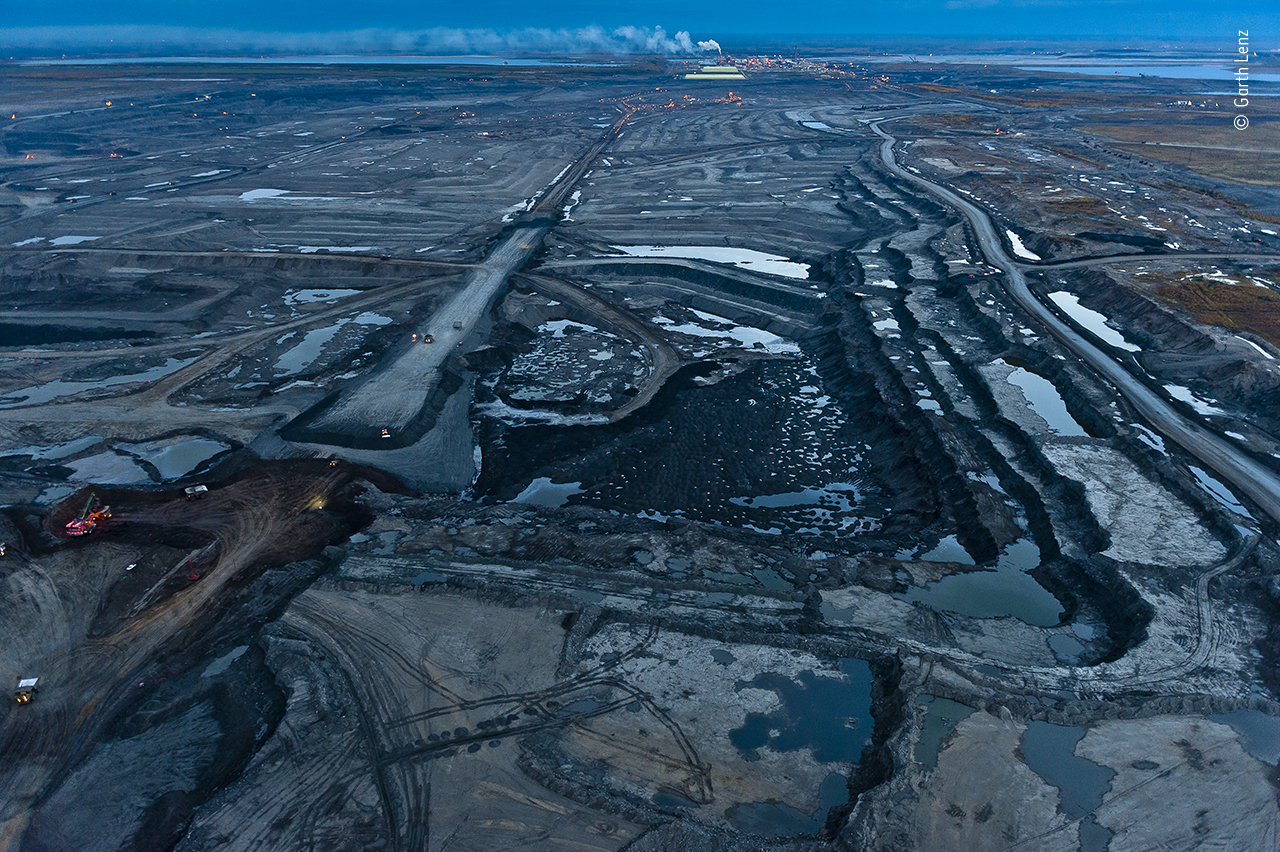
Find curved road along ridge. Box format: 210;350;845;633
870;118;1280;528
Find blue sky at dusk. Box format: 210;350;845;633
2;0;1277;49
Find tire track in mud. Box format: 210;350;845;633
282;603;422;852
283;597;714;836
0;463;358;849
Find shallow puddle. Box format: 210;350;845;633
123;438;229;480
66;451;152;485
510;477;583;507
283;288;361;305
725;772;847;837
1005;230;1041;260
275;324;345;375
652;308;800;353
1001;361;1088;437
729;657;874;765
899;533;974;565
1188;465;1255;520
1048;291;1140;352
1020;720;1115;820
914;696;975;768
1209;709;1280;765
274;313;390;375
1163;383;1224;416
0;357;196;409
897;539;1064;627
1;435;103;461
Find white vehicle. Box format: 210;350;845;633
13;677;38;705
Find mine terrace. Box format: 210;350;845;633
1;48;1280;852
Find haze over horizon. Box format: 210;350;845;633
2;0;1277;55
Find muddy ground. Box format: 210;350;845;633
1;52;1279;852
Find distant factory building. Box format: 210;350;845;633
684;65;746;81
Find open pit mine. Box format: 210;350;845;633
1;50;1280;852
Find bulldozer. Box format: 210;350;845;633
65;492;111;537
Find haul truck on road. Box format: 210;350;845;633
12;678;38;704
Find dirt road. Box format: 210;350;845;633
296;112;635;448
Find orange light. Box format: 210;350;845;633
105;100;112;106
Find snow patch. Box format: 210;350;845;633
611;245;810;280
239;188;288;201
1164;384;1224;415
1048;291;1140;352
1005;230;1041;260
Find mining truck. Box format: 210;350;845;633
12;677;38;704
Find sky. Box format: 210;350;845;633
2;0;1277;52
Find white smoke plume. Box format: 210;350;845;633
697;39;722;55
0;25;722;57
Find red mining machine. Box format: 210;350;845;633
65;493;111;537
